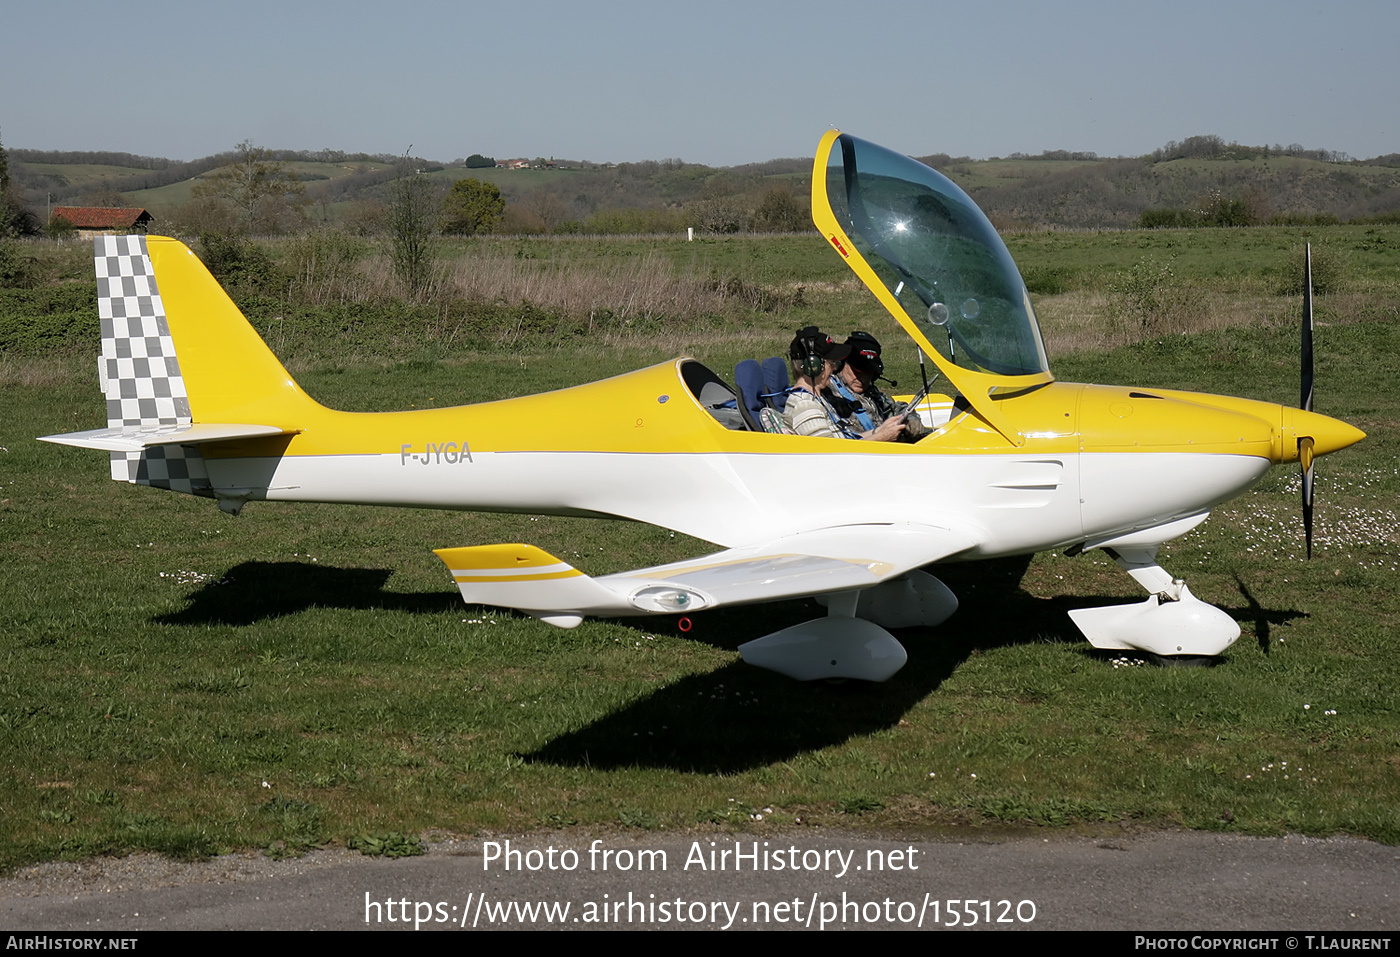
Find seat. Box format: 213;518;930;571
734;359;766;431
735;358;794;433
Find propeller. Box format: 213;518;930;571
1299;243;1315;558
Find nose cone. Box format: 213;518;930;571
1281;407;1366;462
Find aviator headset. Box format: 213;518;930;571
791;326;835;380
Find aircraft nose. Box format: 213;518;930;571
1278;407;1366;463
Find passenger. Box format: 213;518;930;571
826;330;927;442
783;326;904;441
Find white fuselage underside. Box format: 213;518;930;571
206;448;1271;558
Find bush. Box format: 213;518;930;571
1345;210;1400;225
0;285;98;352
0;236;33;288
196;233;279;292
341;198;388;237
1279;244;1345;296
163;195;241;237
580;207;685;235
1108;256;1202;337
283;231;367;303
751;185;809;233
44;215;77;240
1269;213;1340;227
1138;208;1198;229
1020;266;1075;295
284;231;365;280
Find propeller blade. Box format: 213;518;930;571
1299;243;1315;558
1301;243;1314;413
1300;436;1315;559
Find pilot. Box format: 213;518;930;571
824;330;927;442
784;326;904;441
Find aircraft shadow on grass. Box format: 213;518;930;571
1232;574;1306;654
524;557;1305;774
152;561;459;626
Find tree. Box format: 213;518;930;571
520;188;570;232
0;128;24;286
0;127;35;236
464;153;495;169
342;197;389;236
388;155;438;295
45;213;78;239
751;184;808;233
191;140;306;233
441;178;504;236
78;186;129;208
0;128;9;226
690;197;747;234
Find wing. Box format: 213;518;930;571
434;522;976;627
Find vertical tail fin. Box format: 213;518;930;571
96;235;210;494
40;235;313;496
139;235;319;424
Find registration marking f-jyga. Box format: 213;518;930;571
401;441;472;466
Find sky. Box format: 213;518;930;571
3;0;1395;167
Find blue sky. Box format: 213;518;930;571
4;0;1395;165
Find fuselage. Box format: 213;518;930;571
197;359;1360;560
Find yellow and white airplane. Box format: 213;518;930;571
39;131;1363;681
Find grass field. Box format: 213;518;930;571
20;163;157;193
1;227;1396;871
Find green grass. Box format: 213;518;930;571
440;232;849;287
2;228;1397;871
20;163;157;191
123;179;200;208
1006;224;1400;286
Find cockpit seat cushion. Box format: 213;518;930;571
735;360;768;421
761;357;789;412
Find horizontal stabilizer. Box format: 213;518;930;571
434;543;620;629
38;423;292;453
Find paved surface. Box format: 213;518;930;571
2;830;1397;931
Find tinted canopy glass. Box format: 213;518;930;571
826;134;1048;378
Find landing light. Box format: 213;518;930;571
630;585;707;613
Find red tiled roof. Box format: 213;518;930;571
51;207;152;229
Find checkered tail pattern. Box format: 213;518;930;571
96;235;212;496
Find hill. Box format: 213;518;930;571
968;154;1400;229
8;138;1400;233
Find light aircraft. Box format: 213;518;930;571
39;131;1364;682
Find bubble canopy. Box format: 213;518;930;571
821;134;1049;379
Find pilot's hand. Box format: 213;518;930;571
865;417;906;442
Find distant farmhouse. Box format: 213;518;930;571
51;207;153;239
494;158;557;170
